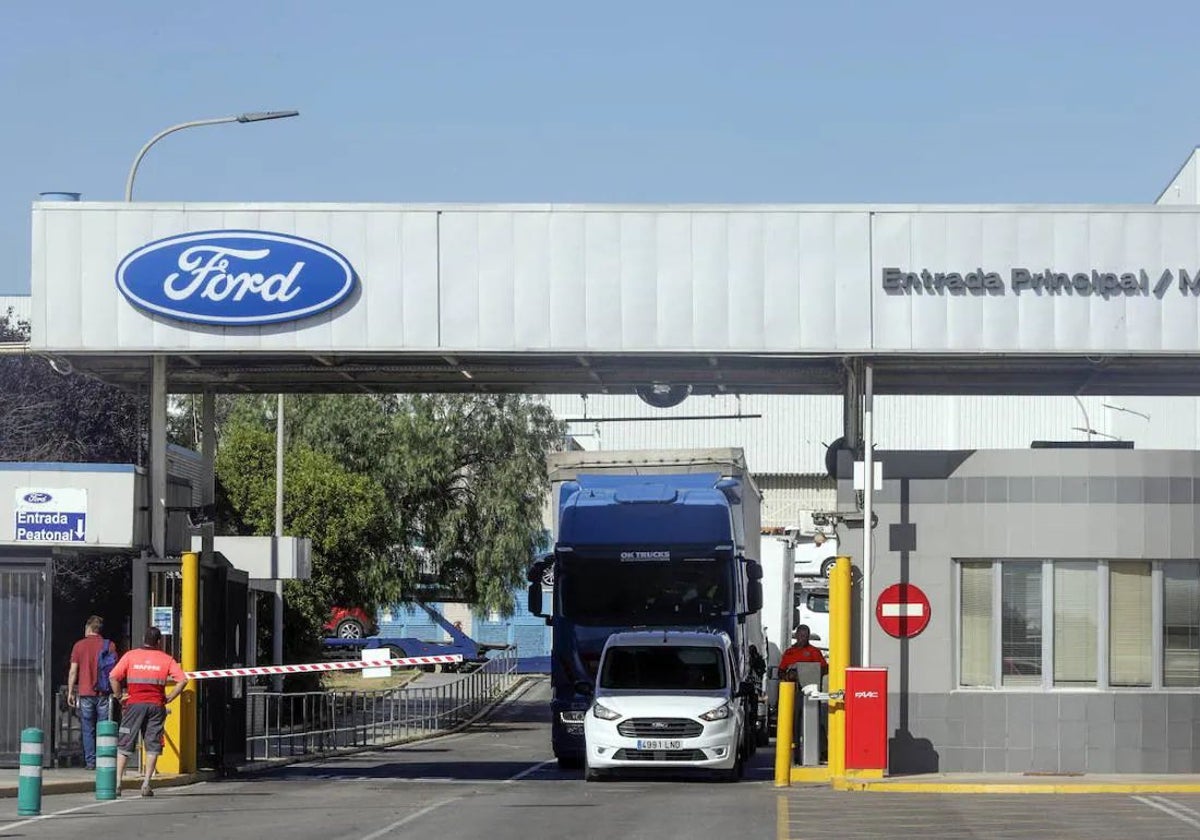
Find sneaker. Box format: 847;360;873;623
140;784;153;798
113;787;122;798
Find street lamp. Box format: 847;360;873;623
124;110;299;201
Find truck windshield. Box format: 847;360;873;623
599;645;726;690
559;556;732;625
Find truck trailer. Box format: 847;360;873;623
526;448;765;768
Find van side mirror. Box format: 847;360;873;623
574;679;594;697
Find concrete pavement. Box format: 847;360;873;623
9;674;1200;803
7;682;1200;840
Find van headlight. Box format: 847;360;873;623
592;703;621;721
699;703;731;721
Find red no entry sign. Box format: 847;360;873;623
876;583;931;638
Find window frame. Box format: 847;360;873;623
956;558;1197;692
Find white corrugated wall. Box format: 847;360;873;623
541;393;842;476
542;392;1200;476
541;391;1200;528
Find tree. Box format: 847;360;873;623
282;393;563;613
0;309;145;464
2;308;146;674
216;421;402;663
214;393;564;642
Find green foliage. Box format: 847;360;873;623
213;392;563;659
216;422;402;662
0;309;145;463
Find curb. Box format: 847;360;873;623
832;778;1200;794
0;770;217;799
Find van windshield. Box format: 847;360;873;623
599;645;726;691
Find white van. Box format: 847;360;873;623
582;629;752;781
794;578;830;652
792;532;840;578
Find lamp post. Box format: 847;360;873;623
126;109;297;772
124;110;299;201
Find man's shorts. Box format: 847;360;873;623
118;703;167;756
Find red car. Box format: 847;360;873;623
323;606;378;639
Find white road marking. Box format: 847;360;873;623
505;759;556;783
1133;795;1200;830
0;798;129;833
354;796;458;840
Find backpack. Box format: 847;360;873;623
94;639;118;694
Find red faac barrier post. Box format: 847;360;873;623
845;668;888;771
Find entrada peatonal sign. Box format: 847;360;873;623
882;267;1200;299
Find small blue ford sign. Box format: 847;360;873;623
116;230;357;325
23;492;52;504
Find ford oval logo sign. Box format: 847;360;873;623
116;230;357;325
23;492;52;504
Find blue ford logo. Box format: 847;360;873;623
23;492;52;504
115;230;357;326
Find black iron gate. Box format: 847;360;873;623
136;552;247;771
0;554;52;767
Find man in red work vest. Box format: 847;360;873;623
779;624;828;675
109;626;186;797
779;624;828;763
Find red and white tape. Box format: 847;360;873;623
184;655;463;681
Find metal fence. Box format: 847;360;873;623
245;648;520;761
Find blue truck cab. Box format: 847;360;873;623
527;449;764;769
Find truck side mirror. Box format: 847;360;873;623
527;583;545;618
746;580;763;614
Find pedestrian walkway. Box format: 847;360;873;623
0;766;212;798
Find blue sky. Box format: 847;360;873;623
2;1;1197;294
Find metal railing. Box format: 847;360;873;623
245;648;519;761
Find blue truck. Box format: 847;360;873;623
526;448;765;769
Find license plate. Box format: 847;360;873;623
636;739;682;750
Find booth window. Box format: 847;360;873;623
1054;562;1097;687
959;562;993;686
1001;563;1042;687
958;559;1200;690
1164;564;1200;687
1110;563;1152;687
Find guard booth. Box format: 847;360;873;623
0;462;156;768
134;552;249;770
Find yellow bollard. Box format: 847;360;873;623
773;680;795;787
827;555;851;780
161;551;199;774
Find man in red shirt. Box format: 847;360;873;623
779;624;828;762
779;624;828;676
109;626;186;797
66;615;117;770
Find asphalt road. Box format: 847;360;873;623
5;678;1200;840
